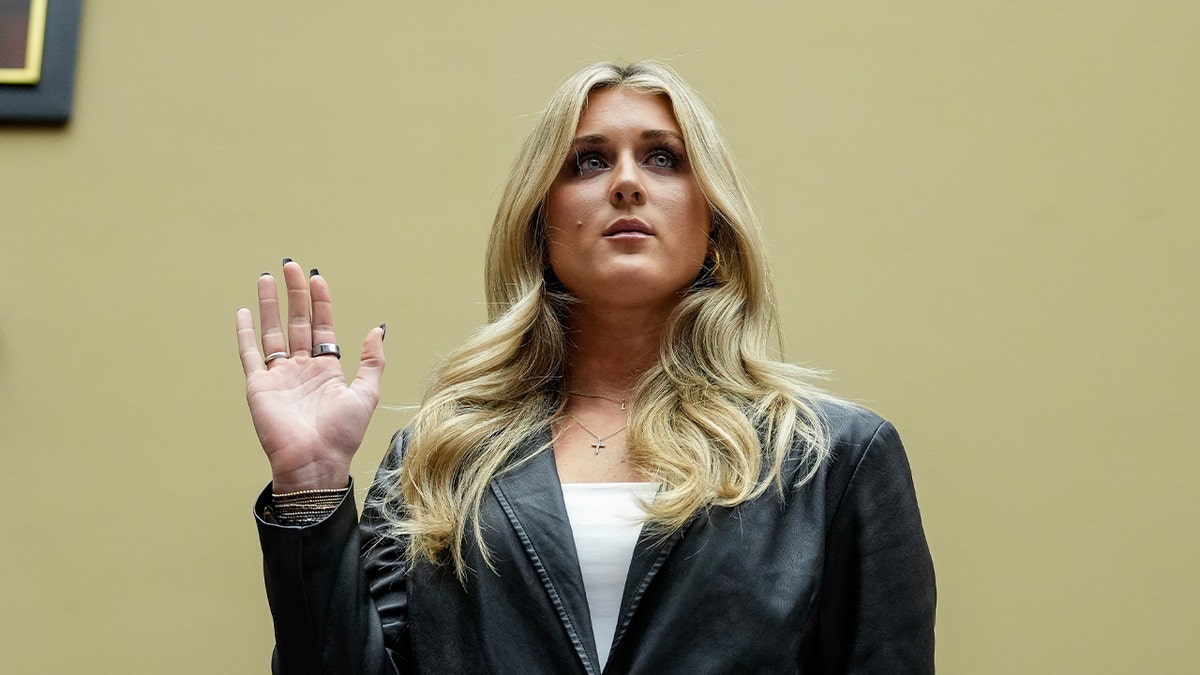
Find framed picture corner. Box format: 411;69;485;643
0;0;84;124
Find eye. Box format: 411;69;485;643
572;152;607;175
646;148;679;170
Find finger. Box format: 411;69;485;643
257;271;287;358
236;308;265;377
350;324;387;404
283;260;313;355
309;270;338;353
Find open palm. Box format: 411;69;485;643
236;261;385;493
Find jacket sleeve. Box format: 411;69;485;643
816;418;937;673
255;435;413;675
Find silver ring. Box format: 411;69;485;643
311;343;341;359
264;351;290;365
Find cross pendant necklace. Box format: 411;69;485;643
567;414;628;455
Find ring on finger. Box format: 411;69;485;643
312;343;341;359
264;351;290;365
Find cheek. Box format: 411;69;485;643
543;179;569;228
544;198;582;254
686;229;711;272
543;224;570;281
543;218;583;285
545;180;592;226
543;185;577;263
688;203;714;273
671;204;713;281
683;193;713;248
672;176;710;227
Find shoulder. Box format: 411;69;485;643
815;398;899;458
806;398;923;522
802;404;937;672
384;427;412;466
363;428;413;511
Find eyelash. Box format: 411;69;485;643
570;144;684;175
646;145;682;169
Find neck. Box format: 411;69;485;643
562;302;671;397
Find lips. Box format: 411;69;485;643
603;218;653;237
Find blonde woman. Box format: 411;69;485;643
237;61;935;674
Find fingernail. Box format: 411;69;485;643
309;268;320;278
260;272;270;277
282;257;293;265
380;323;387;340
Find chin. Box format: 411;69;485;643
589;275;700;309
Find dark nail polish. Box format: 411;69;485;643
309;268;319;278
380;323;387;340
260;272;270;277
282;257;293;265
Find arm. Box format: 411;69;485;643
237;260;396;672
255;435;413;675
818;419;937;673
256;481;391;674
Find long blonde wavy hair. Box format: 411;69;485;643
379;61;832;577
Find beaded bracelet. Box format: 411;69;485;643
264;486;349;525
272;487;349;499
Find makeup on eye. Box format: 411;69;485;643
646;146;680;169
567;142;688;175
570;147;607;175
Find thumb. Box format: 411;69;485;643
351;323;386;398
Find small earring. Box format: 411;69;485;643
707;246;722;274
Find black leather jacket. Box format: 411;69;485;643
255;401;936;674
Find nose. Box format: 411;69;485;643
609;154;646;206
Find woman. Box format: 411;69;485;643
237;61;935;674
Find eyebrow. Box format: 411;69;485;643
570;129;686;146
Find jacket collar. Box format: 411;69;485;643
490;427;689;675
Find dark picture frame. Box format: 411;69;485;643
0;0;82;124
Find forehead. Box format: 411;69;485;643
576;87;681;136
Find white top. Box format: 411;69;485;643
560;482;660;669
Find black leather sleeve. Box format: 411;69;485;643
254;436;412;675
817;418;937;673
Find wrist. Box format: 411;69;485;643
270;463;350;495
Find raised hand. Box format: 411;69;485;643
236;260;385;493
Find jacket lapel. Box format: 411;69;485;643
609;509;695;655
491;430;600;675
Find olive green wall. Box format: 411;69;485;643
2;2;1196;672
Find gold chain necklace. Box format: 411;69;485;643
567;391;627;411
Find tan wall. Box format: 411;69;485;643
2;2;1197;672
